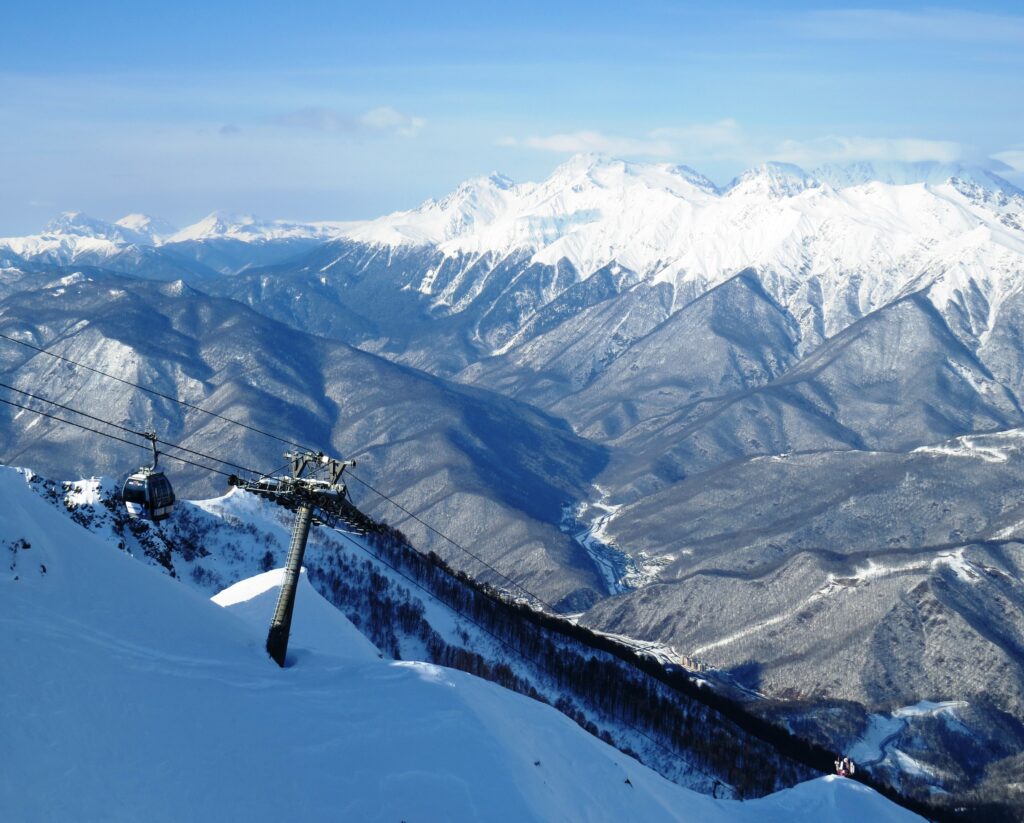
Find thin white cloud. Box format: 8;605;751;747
359;106;426;138
273;106;425;138
499;121;742;159
649;119;743;147
993;149;1024;172
500;130;674;157
500;121;992;172
795;9;1024;43
772;136;966;166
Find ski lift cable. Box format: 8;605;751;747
0;338;669;677
347;471;664;658
0;333;527;581
323;522;705;779
0;395;234;478
0;381;266;478
8;370;652;662
0;331;595;620
0;376;705;782
1;372;701;776
344;471;560;614
0;357;702;776
0;330;311;451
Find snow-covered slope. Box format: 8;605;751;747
0;466;920;821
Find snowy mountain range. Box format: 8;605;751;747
3;153;1024;815
5;154;1021;282
344;154;1023;278
0;210;347;256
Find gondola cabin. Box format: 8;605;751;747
122;469;175;522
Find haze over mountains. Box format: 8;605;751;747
3;154;1024;809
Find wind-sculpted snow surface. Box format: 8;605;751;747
0;467;924;822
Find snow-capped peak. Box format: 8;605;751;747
344;153;725;256
0;211;148;262
167;211;354;244
115;213;178;243
436;172;519;211
812;160;1021;195
44;211;130;241
336;153;1024;315
726;162;822;198
168;211;257;242
34;211;175;246
542;153;717;196
546;152;623;181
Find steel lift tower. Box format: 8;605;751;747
230;451;356;667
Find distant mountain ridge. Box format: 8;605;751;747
5;155;1018;267
6;155;1021;345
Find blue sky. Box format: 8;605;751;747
1;0;1022;232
